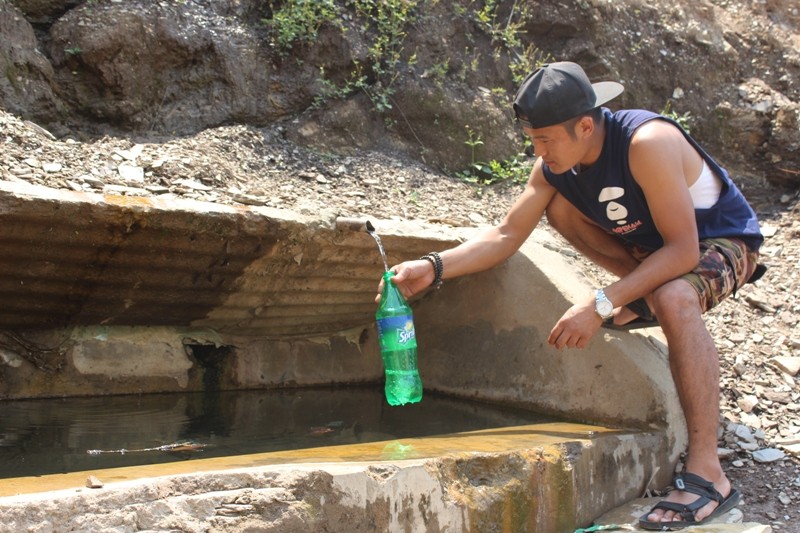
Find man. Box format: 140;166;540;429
380;62;763;529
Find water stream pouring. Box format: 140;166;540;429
365;220;389;273
366;220;423;406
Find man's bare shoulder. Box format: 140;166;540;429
629;118;686;150
629;117;702;184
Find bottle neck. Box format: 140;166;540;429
379;271;409;310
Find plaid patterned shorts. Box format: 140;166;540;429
627;238;760;313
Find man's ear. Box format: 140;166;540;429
577;115;594;138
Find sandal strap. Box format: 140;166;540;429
648;497;713;523
673;473;725;505
625;297;654;321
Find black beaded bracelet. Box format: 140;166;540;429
420;251;444;289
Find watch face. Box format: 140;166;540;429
597;300;614;317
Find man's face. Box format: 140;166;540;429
522;120;584;174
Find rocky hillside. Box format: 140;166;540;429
1;0;798;187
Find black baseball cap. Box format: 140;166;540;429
513;62;624;128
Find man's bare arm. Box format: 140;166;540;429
382;159;557;300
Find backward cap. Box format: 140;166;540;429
513;62;624;128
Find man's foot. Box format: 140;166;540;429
603;298;658;330
610;305;639;327
640;472;739;530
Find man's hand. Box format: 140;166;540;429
374;259;435;303
547;298;603;350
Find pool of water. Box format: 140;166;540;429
0;387;555;478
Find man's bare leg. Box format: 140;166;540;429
547;194;732;523
645;279;732;524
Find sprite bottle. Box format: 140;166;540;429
376;271;423;406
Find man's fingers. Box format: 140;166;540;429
549;331;569;350
549;325;590;350
547;326;560;346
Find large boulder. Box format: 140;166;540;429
45;2;313;133
0;1;64;122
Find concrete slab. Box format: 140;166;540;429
593;496;770;532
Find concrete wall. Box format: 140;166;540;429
0;180;457;398
0;177;685;454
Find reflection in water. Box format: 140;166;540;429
0;387;554;478
380;441;419;461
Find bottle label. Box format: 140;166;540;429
376;315;417;350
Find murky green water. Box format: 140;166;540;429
0;387;554;478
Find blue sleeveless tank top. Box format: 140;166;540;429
543;109;763;252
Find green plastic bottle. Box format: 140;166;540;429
376;271;423;406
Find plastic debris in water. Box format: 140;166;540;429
86;441;208;455
307;426;336;436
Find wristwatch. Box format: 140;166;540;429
594;288;614;320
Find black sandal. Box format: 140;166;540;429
602;297;659;331
638;472;741;530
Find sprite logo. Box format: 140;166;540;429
397;320;415;344
377;315;417;350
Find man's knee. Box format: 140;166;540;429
652;279;703;321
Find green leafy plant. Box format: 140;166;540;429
265;0;341;51
426;59;450;86
313;65;369;108
352;0;418;111
473;0;527;50
509;44;552;86
273;0;419;113
464;125;484;167
662;100;693;134
469;0;551;85
456;126;532;186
